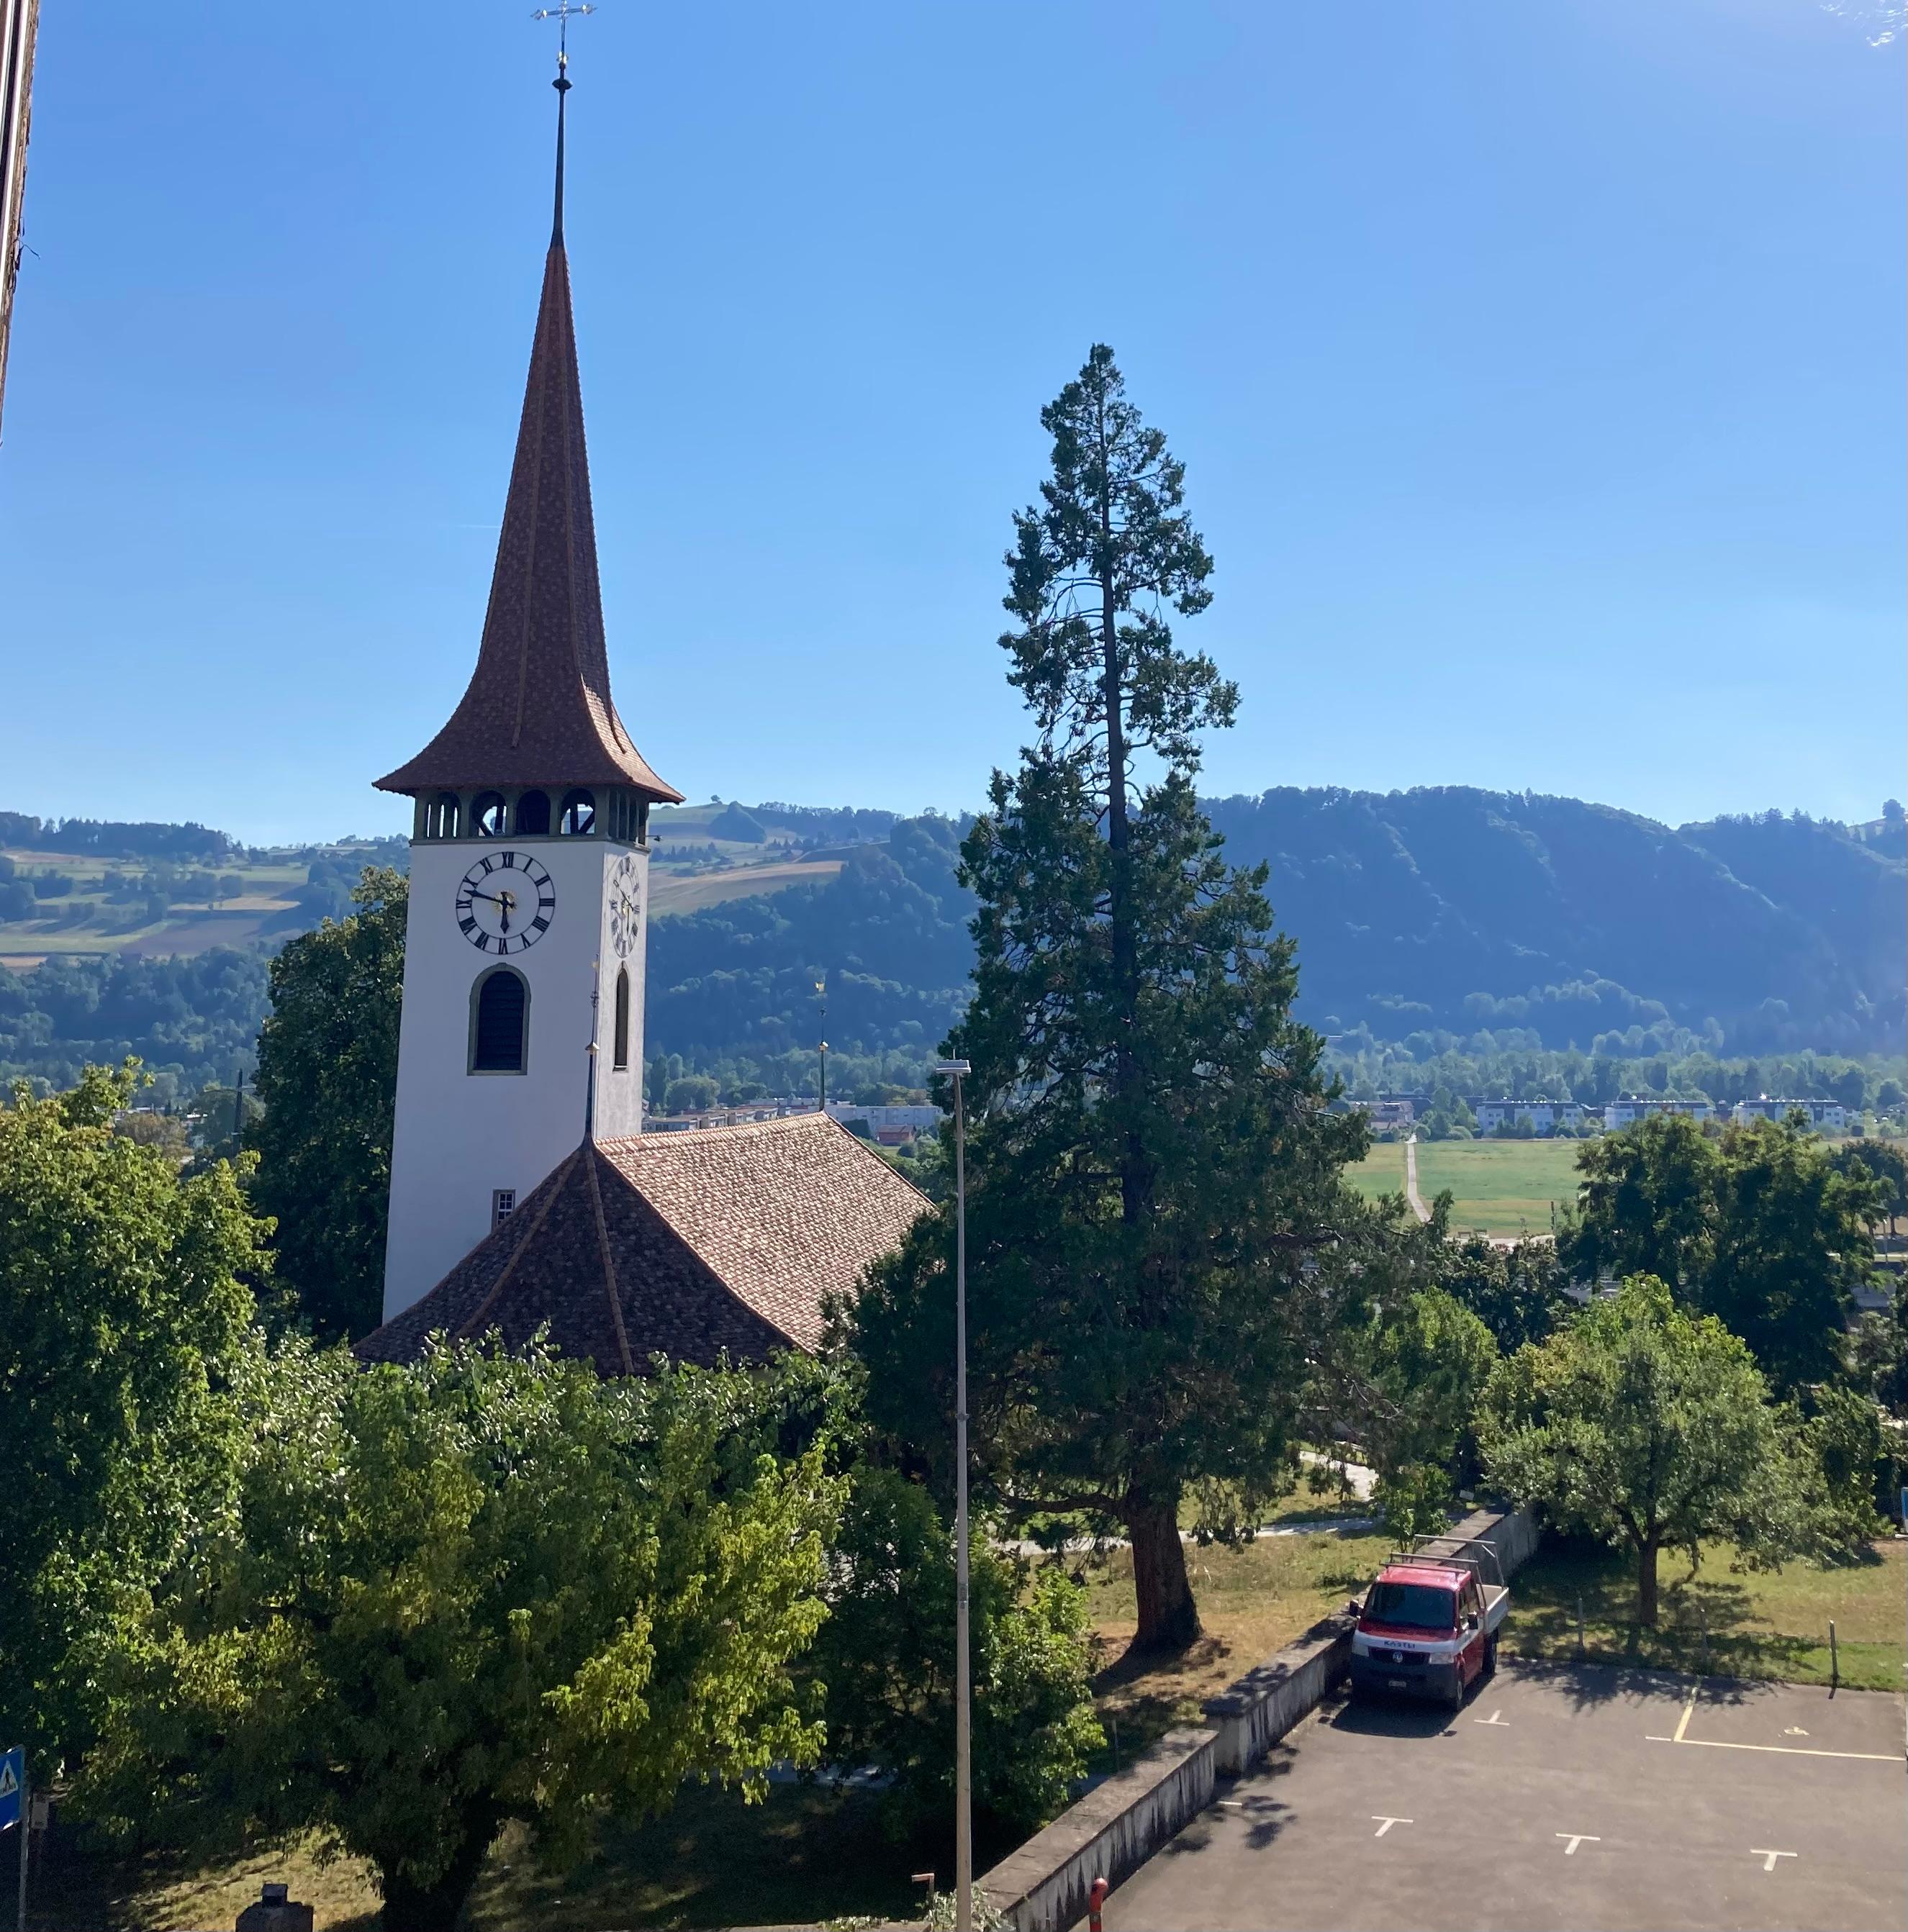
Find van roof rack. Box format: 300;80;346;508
1382;1531;1506;1592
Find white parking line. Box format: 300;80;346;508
1475;1708;1509;1726
1371;1816;1412;1837
1644;1733;1898;1762
1751;1850;1798;1872
1644;1684;1895;1761
1556;1833;1601;1856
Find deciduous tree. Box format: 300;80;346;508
808;1466;1100;1838
79;1341;841;1932
0;1061;266;1767
250;867;405;1339
1558;1115;1883;1394
1480;1276;1830;1625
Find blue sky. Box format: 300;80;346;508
1;1;1901;845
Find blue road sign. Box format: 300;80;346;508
0;1747;20;1832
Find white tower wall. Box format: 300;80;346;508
381;831;649;1321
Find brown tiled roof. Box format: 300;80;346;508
374;227;681;802
356;1113;928;1374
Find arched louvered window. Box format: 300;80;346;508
559;788;597;835
470;967;529;1074
612;965;630;1071
425;792;461;839
515;789;551;835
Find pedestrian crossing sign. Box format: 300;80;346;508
0;1746;20;1831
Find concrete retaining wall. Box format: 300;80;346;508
981;1506;1539;1931
977;1725;1217;1932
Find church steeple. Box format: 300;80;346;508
376;59;680;804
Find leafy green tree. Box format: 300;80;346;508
1434;1233;1570;1353
808;1466;1100;1838
1833;1138;1908;1237
1705;1120;1882;1390
1480;1276;1830;1625
1360;1288;1499;1538
249;868;405;1339
846;346;1367;1652
1559;1115;1881;1394
663;1074;721;1114
0;1062;266;1767
79;1339;841;1932
1560;1112;1717;1291
1848;1276;1908;1416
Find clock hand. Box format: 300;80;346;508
465;888;508;908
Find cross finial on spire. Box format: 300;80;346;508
533;2;596;242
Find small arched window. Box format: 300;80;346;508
470;967;529;1073
471;791;508;838
559;788;597;836
612;966;630;1070
515;789;551;835
426;792;461;839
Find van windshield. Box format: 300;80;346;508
1365;1581;1455;1631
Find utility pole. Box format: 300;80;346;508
933;1058;973;1932
232;1063;245;1145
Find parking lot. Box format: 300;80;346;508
1103;1662;1905;1932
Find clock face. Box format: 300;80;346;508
456;851;555;955
608;853;642;958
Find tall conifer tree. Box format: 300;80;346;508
848;347;1366;1651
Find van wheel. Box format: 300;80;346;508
1483;1636;1499;1679
1447;1669;1466;1711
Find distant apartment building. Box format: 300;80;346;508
1602;1097;1712;1130
1732;1097;1845;1130
825;1102;944;1140
646;1102;812;1134
1472;1097;1581;1136
1346;1097;1418;1131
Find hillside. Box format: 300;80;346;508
1202;789;1906;1056
0;789;1899;1095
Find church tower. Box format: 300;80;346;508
374;56;680;1323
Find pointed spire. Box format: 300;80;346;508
378;50;679;804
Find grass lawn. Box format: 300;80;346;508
1413;1137;1583;1238
1079;1525;1391;1762
1344;1135;1583;1238
1501;1535;1907;1692
33;1783;957;1931
1345;1140;1407;1207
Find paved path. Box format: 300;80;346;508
1103;1661;1906;1932
1404;1133;1431;1223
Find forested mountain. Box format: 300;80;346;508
1200;789;1906;1056
0;789;1900;1096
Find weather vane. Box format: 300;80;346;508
532;1;596;77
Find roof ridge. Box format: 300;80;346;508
452;1146;582;1340
584;1143;636;1374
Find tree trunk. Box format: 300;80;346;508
379;1817;498;1932
1128;1497;1201;1654
1636;1530;1660;1629
1093;396;1147;1237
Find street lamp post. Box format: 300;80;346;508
933;1057;973;1932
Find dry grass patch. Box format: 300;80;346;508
1079;1527;1390;1761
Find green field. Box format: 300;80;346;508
1348;1135;1584;1238
1503;1536;1907;1693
